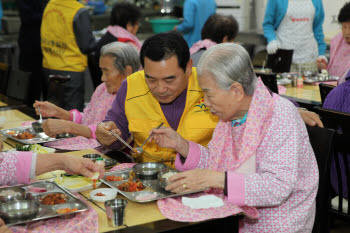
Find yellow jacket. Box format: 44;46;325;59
125;68;218;167
41;0;87;72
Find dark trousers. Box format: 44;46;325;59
25;69;47;107
43;68;85;111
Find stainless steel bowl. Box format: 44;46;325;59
133;162;167;180
0;187;26;203
0;200;39;221
83;153;102;162
31;121;43;133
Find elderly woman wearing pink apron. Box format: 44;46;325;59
33;42;140;151
151;43;318;232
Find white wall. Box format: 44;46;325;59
255;0;345;41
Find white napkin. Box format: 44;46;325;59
182;195;224;209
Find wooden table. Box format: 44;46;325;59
1;108;239;233
284;84;321;103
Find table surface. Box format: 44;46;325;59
1;109;235;233
284;84;322;103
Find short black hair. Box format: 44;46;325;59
338;2;350;23
140;32;190;72
110;3;141;28
201;14;239;44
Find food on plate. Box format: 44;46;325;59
27;187;47;193
56;208;78;214
7;131;16;135
105;175;123;181
161;171;177;180
0;189;20;196
95;192;105;196
16;144;32;151
14;131;36;139
41;193;67;205
117;180;145;192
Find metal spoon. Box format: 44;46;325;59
37;106;43;123
135;122;164;154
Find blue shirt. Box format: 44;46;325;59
262;0;326;56
176;0;216;48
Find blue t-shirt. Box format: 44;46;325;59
176;0;216;47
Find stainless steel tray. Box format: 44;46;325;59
1;181;89;226
0;126;73;145
101;169;203;203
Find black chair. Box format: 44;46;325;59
319;83;335;105
256;72;279;94
307;125;335;233
314;107;350;221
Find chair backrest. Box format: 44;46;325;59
319;83;335;105
314;107;350;218
257;72;279;94
307;125;335;233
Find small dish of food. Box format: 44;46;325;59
158;169;178;189
90;188;117;202
117;180;145;192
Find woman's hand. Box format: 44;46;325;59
165;169;225;194
62;155;105;179
150;127;189;157
95;121;120;146
0;218;12;233
298;108;324;128
42;119;72;137
316;56;328;70
33;101;70;120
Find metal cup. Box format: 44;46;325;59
104;199;127;227
291;75;298;87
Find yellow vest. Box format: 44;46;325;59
41;0;87;72
125;68;219;167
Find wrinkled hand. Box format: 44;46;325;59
150;127;189;156
0;218;12;233
42;119;71;137
298;108;324;128
266;40;279;54
165;169;224;194
317;56;328;70
95;121;120;146
33;101;61;118
63;155;105;179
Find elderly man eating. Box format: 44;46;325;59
96;32;218;166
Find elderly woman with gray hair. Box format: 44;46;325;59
33;42;140;150
151;43;318;232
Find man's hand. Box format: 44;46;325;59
95;121;121;146
298;108;324;128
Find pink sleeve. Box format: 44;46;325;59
15;152;34;184
69;109;83;124
175;141;201;171
88;124;97;139
227;171;245;206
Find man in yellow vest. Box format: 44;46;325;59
96;32;218;167
41;0;96;111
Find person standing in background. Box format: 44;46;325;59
41;0;96;111
318;2;350;80
174;0;216;48
263;0;327;73
17;0;49;106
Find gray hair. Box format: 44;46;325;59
100;42;140;73
197;43;257;96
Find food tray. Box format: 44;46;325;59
101;169;204;203
0;126;73;145
0;181;89;226
303;76;339;84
